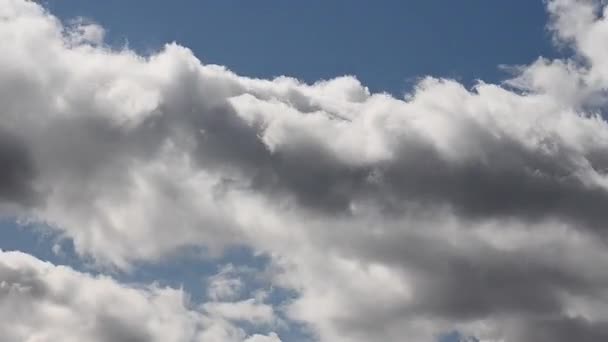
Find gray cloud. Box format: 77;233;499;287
0;130;37;206
510;317;608;342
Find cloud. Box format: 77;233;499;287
2;0;608;341
207;264;246;302
244;333;282;342
204;299;275;325
0;128;38;207
0;249;282;342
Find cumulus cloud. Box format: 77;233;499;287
3;0;608;341
0;249;281;342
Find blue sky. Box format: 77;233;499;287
3;1;608;341
45;0;557;93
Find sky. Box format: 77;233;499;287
3;0;608;341
44;0;557;93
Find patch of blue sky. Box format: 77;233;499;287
44;0;560;94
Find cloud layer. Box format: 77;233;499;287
3;0;608;341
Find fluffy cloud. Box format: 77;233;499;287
0;250;281;342
2;0;608;341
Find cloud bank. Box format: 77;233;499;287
3;0;608;340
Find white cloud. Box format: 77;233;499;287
65;17;105;46
244;333;282;342
0;249;281;342
204;299;276;325
2;0;608;341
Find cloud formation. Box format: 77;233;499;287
2;0;608;341
0;250;281;342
